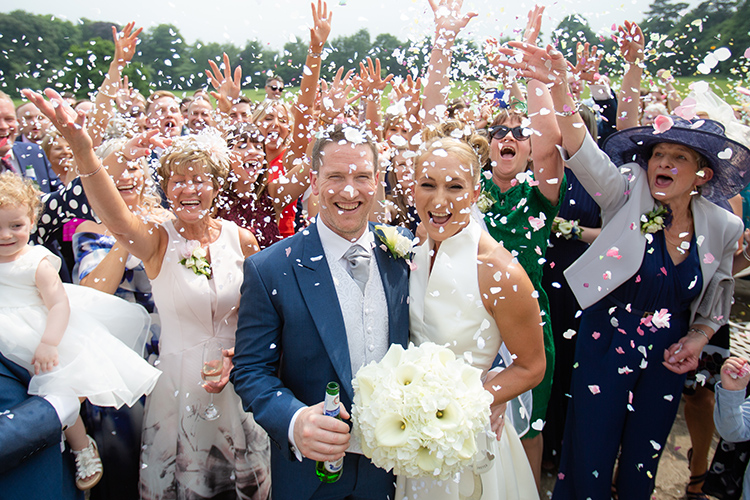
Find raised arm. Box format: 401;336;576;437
614;21;645;130
391;75;423;147
520;6;564;205
206;52;243;117
354;57;394;139
422;0;476;126
23;89;168;276
498;41;587;157
90;23;142;147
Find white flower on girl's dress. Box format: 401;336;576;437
178;240;211;278
352;342;493;480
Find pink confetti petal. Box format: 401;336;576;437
660;267;668;276
616;347;625;354
606;247;622;259
635;275;641;283
745;47;750;59
703;253;715;264
653;115;674;134
592;331;601;339
737;86;750;96
528;216;545;231
589;385;601;395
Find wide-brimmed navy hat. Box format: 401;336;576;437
601;116;750;203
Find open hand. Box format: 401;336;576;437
112;22;142;68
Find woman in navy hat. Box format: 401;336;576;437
494;41;750;499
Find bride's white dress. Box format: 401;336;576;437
396;220;539;500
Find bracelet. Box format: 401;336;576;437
76;162;103;178
98;90;117;99
308;49;323;58
688;327;710;341
555;100;582;117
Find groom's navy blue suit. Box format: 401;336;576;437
232;222;410;500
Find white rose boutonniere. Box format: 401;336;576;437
551;217;583;240
640;204;671;235
374;224;414;261
179;240;212;278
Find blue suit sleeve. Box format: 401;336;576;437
231;256;305;460
0;356;63;474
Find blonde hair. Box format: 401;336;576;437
0;171;42;224
421;119;490;168
252;100;293;148
158;134;231;195
40;129;63;159
97;138;163;215
415;137;482;186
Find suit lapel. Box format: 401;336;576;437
293;224;354;401
371;223;409;349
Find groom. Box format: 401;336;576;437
232;125;411;500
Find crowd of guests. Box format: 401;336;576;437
4;1;750;499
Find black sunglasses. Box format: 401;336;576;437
267;85;282;91
489;125;530;141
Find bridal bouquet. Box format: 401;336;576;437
352;342;493;480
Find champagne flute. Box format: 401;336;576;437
202;339;223;421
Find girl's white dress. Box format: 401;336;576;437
397;220;539;500
0;245;160;408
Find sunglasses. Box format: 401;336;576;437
489;125;531;141
267;85;283;91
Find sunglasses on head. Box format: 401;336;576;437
489;125;530;141
268;85;282;91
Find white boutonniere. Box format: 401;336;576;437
476;190;496;214
640;204;671;235
552;217;583;240
179;240;211;278
373;225;414;261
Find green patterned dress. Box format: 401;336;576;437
480;172;566;439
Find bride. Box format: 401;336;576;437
397;137;546;500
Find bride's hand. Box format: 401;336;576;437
490;401;507;439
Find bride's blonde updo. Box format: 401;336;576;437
415;136;482;187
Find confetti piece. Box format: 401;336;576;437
718;148;733;160
703;253;715;264
563;329;577;339
588;385;601;395
652;115;674;134
592;332;600;340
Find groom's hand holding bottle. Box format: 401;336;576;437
293;401;351;462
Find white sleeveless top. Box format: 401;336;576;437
409;219;501;376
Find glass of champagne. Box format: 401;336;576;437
202;339;223;421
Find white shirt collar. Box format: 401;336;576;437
316;216;373;262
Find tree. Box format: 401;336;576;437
641;0;689;35
370;33;409;79
553;14;598;66
138;24;186;89
54;38;115;98
0;11;81;95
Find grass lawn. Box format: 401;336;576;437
13;75;744;109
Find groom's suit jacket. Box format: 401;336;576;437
0;353;81;500
232;222;410;500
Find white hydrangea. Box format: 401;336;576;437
352;342;492;480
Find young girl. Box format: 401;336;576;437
715;356;750;500
0;172;161;490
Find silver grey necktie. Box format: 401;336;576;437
344;245;370;293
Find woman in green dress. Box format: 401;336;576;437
477;91;565;487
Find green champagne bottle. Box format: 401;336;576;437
315;381;343;483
